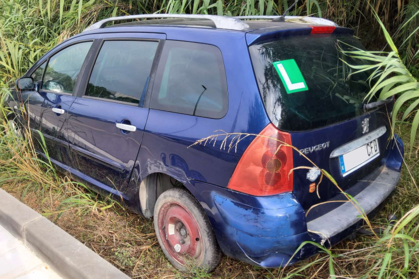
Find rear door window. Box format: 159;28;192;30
85;40;158;105
150;41;228;118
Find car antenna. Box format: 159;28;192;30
193;85;207;116
273;0;299;22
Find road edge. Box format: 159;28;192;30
0;189;130;279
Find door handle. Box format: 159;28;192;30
52;108;65;115
116;123;137;132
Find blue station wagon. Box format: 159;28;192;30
9;14;404;272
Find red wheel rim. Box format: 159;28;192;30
158;202;203;265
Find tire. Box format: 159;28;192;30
154;188;221;272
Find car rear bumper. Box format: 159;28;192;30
194;135;403;268
307;166;400;245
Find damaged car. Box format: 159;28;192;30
8;14;404;271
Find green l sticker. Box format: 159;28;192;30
273;59;308;94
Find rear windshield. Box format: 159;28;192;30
249;35;373;131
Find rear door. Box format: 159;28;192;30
65;34;164;192
24;41;94;166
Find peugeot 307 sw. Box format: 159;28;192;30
8;14;404;271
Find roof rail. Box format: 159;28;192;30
83;14;250;32
235;16;338;26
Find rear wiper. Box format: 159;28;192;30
363;97;393;111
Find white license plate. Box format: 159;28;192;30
339;139;380;176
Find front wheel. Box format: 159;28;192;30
154;188;221;272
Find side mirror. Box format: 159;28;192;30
16;77;35;90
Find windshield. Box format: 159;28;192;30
249;34;373;131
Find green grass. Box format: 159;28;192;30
0;100;118;218
340;9;419;154
0;0;417;86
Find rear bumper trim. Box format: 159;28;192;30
307;166;400;243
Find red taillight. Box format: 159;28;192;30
227;124;294;196
310;26;336;34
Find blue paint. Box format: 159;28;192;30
383;134;404;172
8;20;405;269
290;107;396;211
246;26;353;45
38;152;130;201
339;156;346;174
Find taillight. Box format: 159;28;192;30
227;123;294;196
310;26;336;34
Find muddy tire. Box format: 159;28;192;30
154;188;221;272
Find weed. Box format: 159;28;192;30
340;9;419;154
173;257;213;279
0;1;417;86
114;247;137;268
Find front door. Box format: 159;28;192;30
24;41;94;166
65;35;163;192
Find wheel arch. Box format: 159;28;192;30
139;172;195;218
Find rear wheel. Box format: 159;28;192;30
154;188;221;272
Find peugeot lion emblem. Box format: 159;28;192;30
362;118;370;134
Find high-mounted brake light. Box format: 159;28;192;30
227;124;294;196
310;26;336;34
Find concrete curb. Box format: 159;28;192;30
0;189;130;279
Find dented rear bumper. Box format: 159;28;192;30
307;166;400;245
192;135;404;268
213;192;311;267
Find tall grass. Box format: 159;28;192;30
340;10;419;154
0;96;117;216
0;0;417;86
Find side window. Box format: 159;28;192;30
150;41;228;118
42;42;92;94
85;40;158;105
31;62;46;82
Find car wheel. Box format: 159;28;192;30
154;188;221;272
